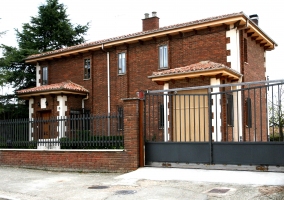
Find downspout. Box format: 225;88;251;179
237;19;249;30
236;19;249;73
102;44;111;136
82;93;89;130
82;93;89;111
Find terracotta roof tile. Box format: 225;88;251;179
27;12;244;60
16;80;89;94
150;61;242;77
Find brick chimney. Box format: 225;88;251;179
142;11;159;31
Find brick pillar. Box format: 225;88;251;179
123;98;140;169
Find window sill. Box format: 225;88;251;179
158;67;169;70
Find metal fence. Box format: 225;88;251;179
0;113;124;149
144;79;284;143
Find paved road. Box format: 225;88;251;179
0;166;283;200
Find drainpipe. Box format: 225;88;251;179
237;19;249;30
102;44;111;136
82;94;89;130
82;93;89;111
234;19;249;74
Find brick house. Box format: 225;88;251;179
16;11;277;143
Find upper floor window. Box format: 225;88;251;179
84;58;91;79
70;109;90;131
159;45;168;69
118;52;126;74
42;66;48;85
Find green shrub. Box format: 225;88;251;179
60;135;124;149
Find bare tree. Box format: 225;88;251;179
269;85;284;141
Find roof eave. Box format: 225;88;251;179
149;67;242;82
25;15;248;63
17;89;88;98
25;13;277;63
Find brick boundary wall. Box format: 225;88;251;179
0;99;141;172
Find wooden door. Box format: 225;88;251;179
41;111;51;139
173;89;209;142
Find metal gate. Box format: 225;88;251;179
144;80;284;166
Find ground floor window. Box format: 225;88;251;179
117;106;124;130
70;109;90;131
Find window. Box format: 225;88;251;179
227;94;234;126
70;109;90;131
42;66;48;85
117;106;124;130
118;53;126;74
244;38;248;63
158;103;164;129
84;58;91;79
246;98;252;128
159;45;168;69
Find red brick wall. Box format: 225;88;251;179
0;99;141;172
142;17;159;31
170;77;211;89
240;30;267;141
241;31;266;82
32;95;58;118
36;26;228;117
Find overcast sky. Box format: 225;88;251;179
0;0;283;87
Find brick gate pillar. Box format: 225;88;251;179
122;98;141;169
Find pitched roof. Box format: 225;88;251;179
149;61;242;82
26;11;276;63
27;12;243;60
16;81;89;97
28;12;244;58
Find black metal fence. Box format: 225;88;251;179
144;80;284;143
0;113;124;149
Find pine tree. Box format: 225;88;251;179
16;0;89;52
0;0;89;90
0;0;90;119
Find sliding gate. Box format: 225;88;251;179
144;80;284;166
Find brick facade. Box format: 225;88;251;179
240;30;267;141
9;12;276;170
35;26;230;119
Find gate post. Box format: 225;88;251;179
122;96;144;169
208;88;213;164
139;98;144;167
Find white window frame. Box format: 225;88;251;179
84;58;91;80
159;45;168;69
42;66;48;85
118;52;126;74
